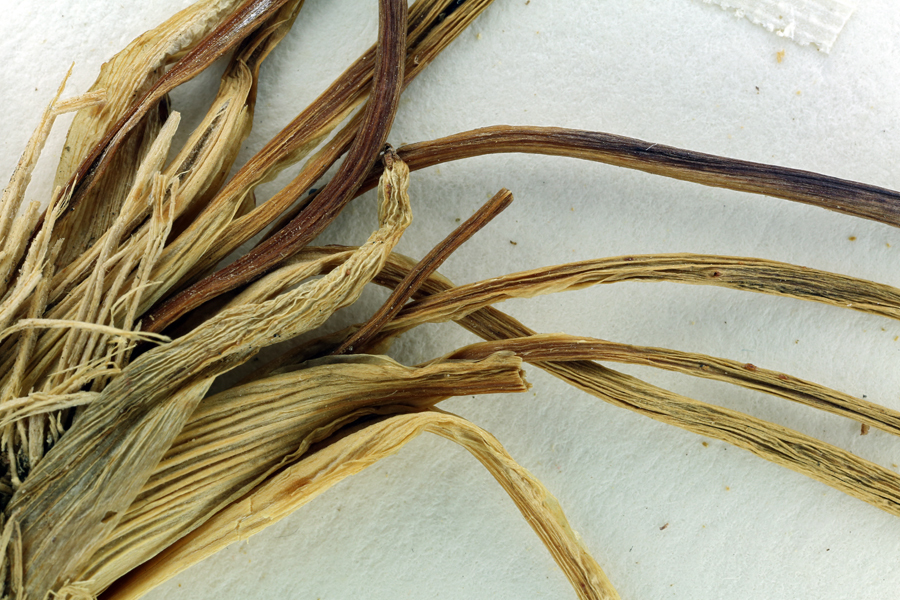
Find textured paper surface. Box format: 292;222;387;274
2;1;900;599
701;0;857;52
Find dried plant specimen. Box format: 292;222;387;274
2;1;900;599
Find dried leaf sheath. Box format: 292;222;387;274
80;353;529;594
48;0;305;312
0;3;305;459
50;0;247;189
101;410;619;600
47;0;252;269
5;0;900;598
55;0;298;223
5;152;412;598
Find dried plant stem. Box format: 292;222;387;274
144;0;408;334
334;188;513;354
158;123;900;334
360;126;900;227
176;0;499;285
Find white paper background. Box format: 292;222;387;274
3;1;900;598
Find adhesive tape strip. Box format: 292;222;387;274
701;0;857;53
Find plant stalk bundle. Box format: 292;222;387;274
2;1;900;598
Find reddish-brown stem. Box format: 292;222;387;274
333;188;513;355
358;126;900;227
163;0;498;297
144;0;408;334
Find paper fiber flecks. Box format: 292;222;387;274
702;0;857;52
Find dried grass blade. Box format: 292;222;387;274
101;410;619;600
275;251;900;518
81;353;527;594
547;360;900;517
132;1;306;313
387;253;900;330
253;249;900;368
443;307;900;519
143;0;503;331
449;333;900;437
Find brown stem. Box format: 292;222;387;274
357;126;900;227
333;188;513;355
154;0;497;310
144;0;408;334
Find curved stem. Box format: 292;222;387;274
358;125;900;227
178;0;498;286
144;0;408;333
